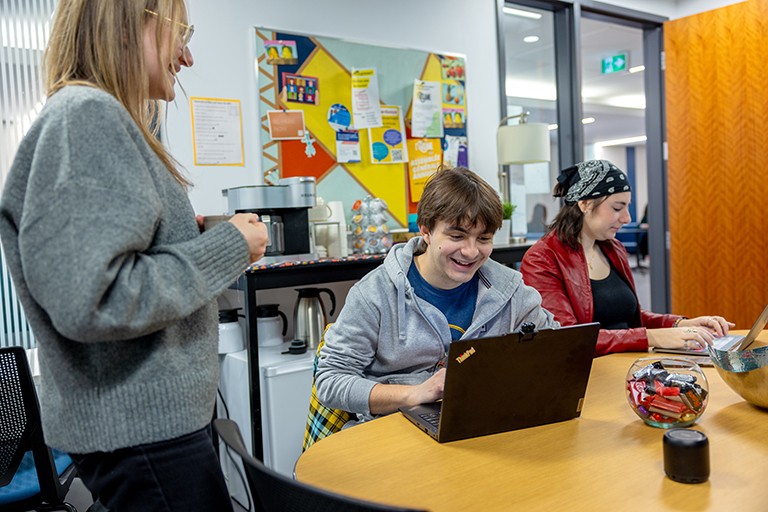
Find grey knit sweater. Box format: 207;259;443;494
0;86;250;453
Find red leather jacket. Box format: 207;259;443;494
520;231;680;356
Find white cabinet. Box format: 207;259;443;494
218;344;314;504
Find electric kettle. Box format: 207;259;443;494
293;288;336;349
256;303;288;347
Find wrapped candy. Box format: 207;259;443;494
625;358;708;428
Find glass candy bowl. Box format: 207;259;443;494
626;358;709;428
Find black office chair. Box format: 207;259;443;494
213;418;428;512
0;346;78;512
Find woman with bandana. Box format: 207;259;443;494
520;160;732;356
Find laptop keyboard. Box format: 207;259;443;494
713;335;742;351
419;411;441;429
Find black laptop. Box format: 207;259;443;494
399;323;600;443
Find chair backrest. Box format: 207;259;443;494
214;418;428;512
302;326;353;451
0;347;38;487
0;346;76;508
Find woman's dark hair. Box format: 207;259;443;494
417;167;502;235
548;181;607;250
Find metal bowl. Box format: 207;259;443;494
709;340;768;409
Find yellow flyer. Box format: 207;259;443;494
407;138;442;201
368;106;408;164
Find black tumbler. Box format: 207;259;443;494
663;429;710;483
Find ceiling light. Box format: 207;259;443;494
505;78;556;102
523;36;540;44
503;7;543;20
629;65;645;74
546;120;595;130
604;95;646;110
595;135;647;147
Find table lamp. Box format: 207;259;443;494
497;111;550;203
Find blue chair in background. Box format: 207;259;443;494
0;346;78;512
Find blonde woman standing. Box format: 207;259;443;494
0;1;267;510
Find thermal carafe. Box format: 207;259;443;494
293;288;336;349
218;308;244;354
256;304;288;347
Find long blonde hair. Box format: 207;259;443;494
44;0;191;187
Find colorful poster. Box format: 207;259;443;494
411;79;443;138
407;138;443;201
439;55;466;81
264;40;298;65
351;68;382;129
442;77;466;133
336;130;361;163
327;103;352;131
443;108;465;130
368;106;408;164
267;110;305;140
443;135;468;168
189;97;245;166
442;81;465;107
282;73;318;105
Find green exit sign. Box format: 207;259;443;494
601;53;627;74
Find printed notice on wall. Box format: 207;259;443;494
411;79;443;138
351;68;382;129
368;106;408;164
407;138;442;201
190;97;245;166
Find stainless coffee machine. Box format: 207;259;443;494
223;177;316;259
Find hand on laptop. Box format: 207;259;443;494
369;368;446;415
647;327;715;352
677;316;734;337
411;368;446;404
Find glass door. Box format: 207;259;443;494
499;4;558;240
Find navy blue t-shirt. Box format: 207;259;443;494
407;262;478;350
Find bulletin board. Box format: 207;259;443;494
255;28;469;228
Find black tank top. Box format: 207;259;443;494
590;265;638;330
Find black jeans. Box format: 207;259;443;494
71;424;233;512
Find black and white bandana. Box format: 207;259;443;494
556;159;631;204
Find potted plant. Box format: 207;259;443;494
494;202;515;245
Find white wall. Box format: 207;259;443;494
673;0;746;18
164;0;747;215
598;0;745;19
165;0;502;215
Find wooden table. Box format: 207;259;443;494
296;338;768;511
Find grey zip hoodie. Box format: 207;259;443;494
315;236;557;422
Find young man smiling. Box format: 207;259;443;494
315;167;558;425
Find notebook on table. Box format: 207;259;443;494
652;304;768;356
398;323;600;443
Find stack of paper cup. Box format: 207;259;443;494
326;201;348;257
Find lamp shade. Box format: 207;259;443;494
497;122;550;164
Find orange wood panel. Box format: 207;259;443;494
664;0;768;328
